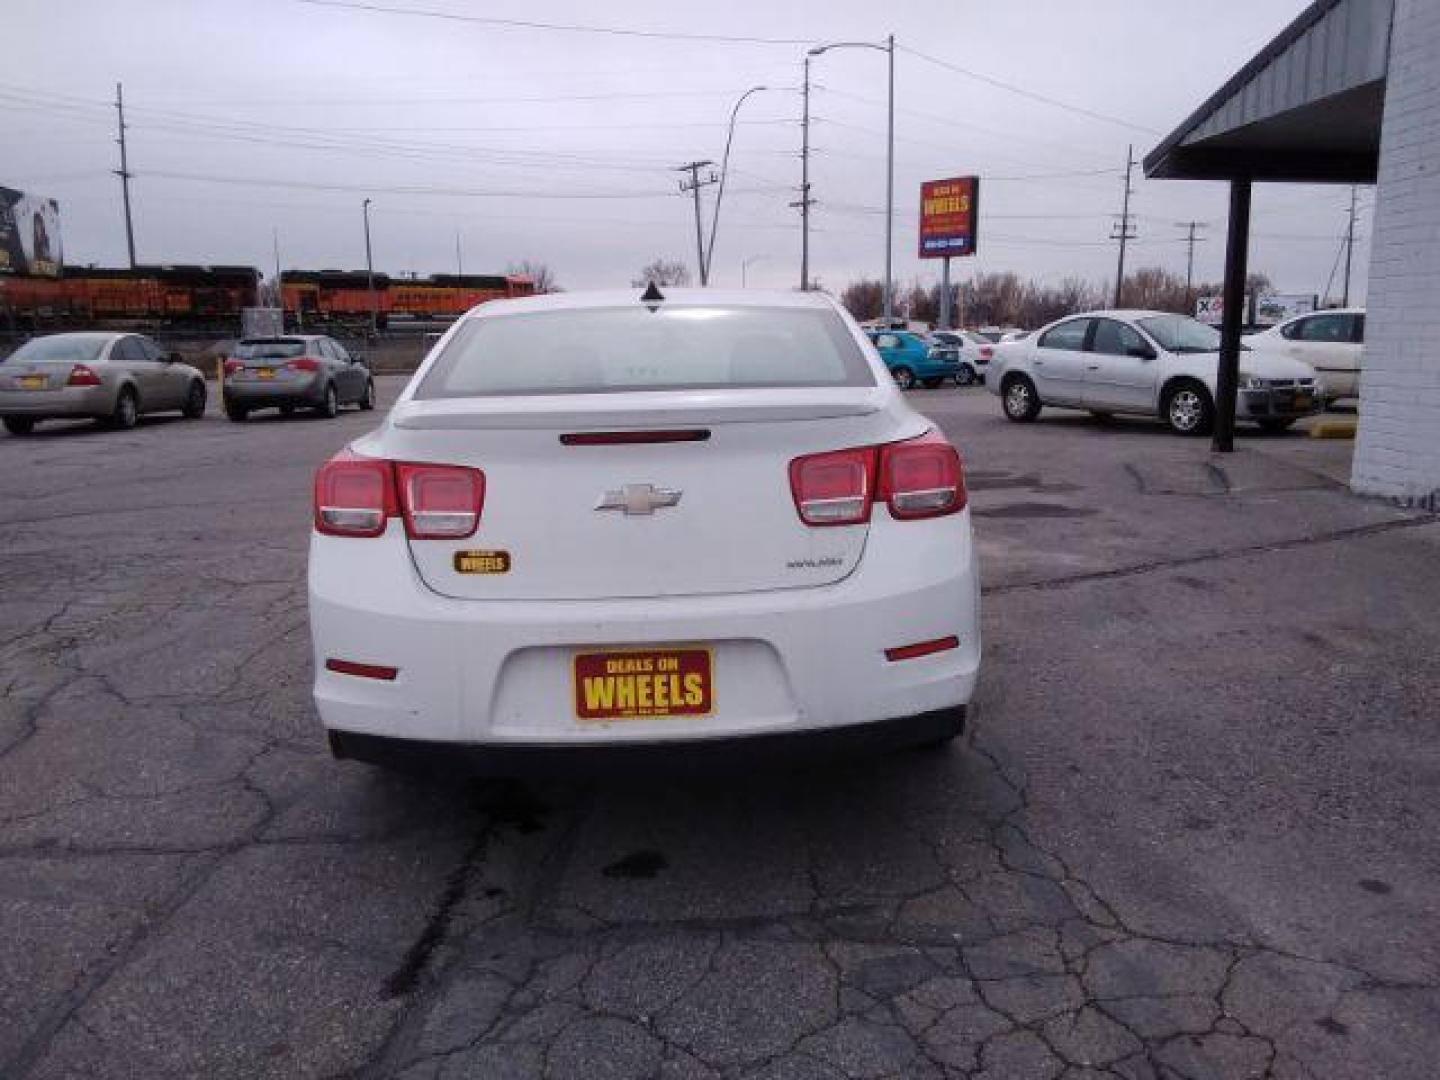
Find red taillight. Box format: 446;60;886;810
67;364;101;387
287;357;320;372
326;658;398;681
879;430;967;519
789;430;966;527
789;447;876;526
223;359;244;375
978;346;994;360
313;453;398;537
885;635;960;662
396;463;485;539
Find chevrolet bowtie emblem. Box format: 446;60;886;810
595;484;682;516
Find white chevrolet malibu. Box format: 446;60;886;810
308;288;980;772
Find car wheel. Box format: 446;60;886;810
1163;380;1215;436
1259;418;1295;433
891;366;916;390
922;376;943;389
109;387;139;430
3;417;35;436
225;402;248;422
955;365;977;387
1001;375;1042;422
318;383;339;419
182;380;207;419
359;379;376;411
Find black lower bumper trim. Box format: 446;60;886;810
326;706;966;778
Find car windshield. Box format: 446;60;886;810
4;334;108;365
1136;315;1223;354
416;305;874;398
236;339;307;359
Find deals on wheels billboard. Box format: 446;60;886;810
0;186;63;277
918;176;979;259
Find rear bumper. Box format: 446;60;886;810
309;514;981;747
0;386;113;418
224;375;324;408
327;705;966;777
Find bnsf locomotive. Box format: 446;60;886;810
281;271;533;324
1;266;533;329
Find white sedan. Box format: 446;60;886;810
1245;307;1364;401
309;289;980;773
986;310;1324;435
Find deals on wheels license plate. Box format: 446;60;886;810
18;375;46;390
573;647;713;722
256;368;276;379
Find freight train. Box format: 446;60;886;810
0;266;533;330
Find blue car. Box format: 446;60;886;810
866;330;962;390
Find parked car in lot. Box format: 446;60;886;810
223;334;374;421
309;289;980;773
931;330;995;386
1245;307;1364;401
866;329;962;389
987;310;1324;435
0;331;207;435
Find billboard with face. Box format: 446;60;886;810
0;187;63;277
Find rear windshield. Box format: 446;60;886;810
4;335;107;365
415;305;874;398
236;339;306;359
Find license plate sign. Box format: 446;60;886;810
256;368;275;379
17;375;45;390
573;648;712;722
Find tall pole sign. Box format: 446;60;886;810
919;176;979;329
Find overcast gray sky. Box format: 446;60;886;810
4;0;1370;300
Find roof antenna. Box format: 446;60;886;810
640;281;665;310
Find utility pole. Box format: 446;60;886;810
883;33;895;321
676;161;717;286
114;82;136;269
1342;185;1358;307
793;55;814;291
362;198;376;335
455;231;464;276
1175;220;1208;299
1111;144;1136;308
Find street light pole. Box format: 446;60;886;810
795;56;813;291
807;37;895;316
705;85;768;285
362;198;376;335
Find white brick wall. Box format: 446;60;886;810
1352;0;1440;509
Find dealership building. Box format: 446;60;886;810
1146;0;1439;509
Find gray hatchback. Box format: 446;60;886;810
222;335;374;421
0;331;208;435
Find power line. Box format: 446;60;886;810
293;0;815;45
897;44;1161;136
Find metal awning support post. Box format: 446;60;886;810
1213;177;1252;453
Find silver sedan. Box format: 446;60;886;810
0;332;208;435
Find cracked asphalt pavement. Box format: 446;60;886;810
2;380;1438;1079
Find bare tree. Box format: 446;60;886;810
840;279;885;322
507;260;560;293
632;259;691;288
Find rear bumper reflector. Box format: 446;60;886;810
884;635;960;662
326;659;399;681
560;429;711;445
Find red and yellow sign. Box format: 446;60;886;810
573;648;712;722
919;176;979;259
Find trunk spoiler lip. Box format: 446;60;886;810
390;387;888;430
